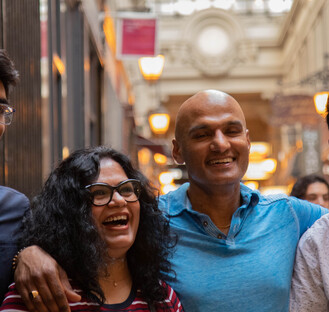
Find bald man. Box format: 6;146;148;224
13;90;326;312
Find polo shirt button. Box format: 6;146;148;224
217;234;222;239
203;221;208;227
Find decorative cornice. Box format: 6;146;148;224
180;8;245;77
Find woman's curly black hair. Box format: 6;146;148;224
20;146;176;305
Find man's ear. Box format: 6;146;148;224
246;129;251;151
172;139;185;164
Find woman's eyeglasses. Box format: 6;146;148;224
85;179;141;206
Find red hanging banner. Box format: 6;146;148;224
116;13;158;59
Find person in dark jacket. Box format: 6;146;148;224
0;49;29;302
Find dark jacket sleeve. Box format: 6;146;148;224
0;186;29;302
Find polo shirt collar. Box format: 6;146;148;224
240;183;260;208
165;182;260;217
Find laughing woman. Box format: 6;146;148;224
0;146;182;311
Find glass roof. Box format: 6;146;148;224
145;0;294;16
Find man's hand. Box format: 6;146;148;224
14;246;81;312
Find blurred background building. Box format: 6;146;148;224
0;0;328;198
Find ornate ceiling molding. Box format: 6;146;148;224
181;8;245;77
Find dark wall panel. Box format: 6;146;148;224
0;0;42;198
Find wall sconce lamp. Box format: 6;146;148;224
244;158;277;180
314;91;329;116
158;170;181;194
312;53;329;116
243;142;277;180
148;108;170;135
280;54;329;116
154;153;167;164
249;142;271;161
138;54;165;81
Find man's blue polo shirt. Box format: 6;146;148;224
159;183;327;312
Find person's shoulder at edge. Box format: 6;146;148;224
0;186;29;243
298;213;329;245
0;185;29;205
158;182;189;215
0;185;29;218
287;194;328;216
249;183;327;216
241;183;327;227
265;190;327;237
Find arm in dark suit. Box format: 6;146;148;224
0;186;29;302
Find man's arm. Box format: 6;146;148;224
14;246;81;312
0;186;30;302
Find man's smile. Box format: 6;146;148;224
207;157;235;165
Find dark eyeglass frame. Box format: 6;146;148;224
85;179;142;206
0;103;15;125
